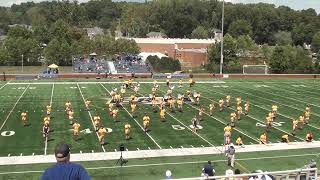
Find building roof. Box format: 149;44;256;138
126;38;216;44
176;48;208;53
146;32;167;38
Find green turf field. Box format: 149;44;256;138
0;78;319;179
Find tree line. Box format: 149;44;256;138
0;0;319;72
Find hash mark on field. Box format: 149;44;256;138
7;154;10;157
170;146;173;149
137;148;140;151
148;147;151;150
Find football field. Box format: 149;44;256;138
0;78;319;179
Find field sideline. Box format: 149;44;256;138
0;78;319;179
0;148;319;179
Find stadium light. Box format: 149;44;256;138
219;0;224;75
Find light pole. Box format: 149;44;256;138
21;54;24;72
219;0;224;75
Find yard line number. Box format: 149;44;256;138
1;131;15;136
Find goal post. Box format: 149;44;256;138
243;65;268;74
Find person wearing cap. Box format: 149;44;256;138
202;161;215;179
41;144;90;180
225;144;236;168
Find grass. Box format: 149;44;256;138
0;78;319;179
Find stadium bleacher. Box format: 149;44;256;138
72;54;151;74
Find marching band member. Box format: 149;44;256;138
98;126;107;145
219;98;224;112
21;111;27;127
244;101;250;115
125;122;131;140
209;100;215;116
72;121;81;141
143;113;150;132
226;95;231;107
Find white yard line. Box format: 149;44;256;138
199;91;305;141
0;83;8;90
186;102;260;143
77;83;106;152
44;84;55;155
134;88;216;148
0;84;30;131
153;85;259;144
49;83;54;106
245;85;320;108
7;81;225;85
203;86;312;138
99;83;162;149
267;83;320;99
166;111;216;147
227;88;320;130
234;87;320;117
0;141;319;166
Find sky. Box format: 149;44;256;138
0;0;319;14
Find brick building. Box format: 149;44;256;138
126;38;217;69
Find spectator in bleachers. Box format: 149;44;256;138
41;144;90;180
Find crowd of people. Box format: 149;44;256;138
73;56;108;73
113;54;151;73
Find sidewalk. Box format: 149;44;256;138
0;141;319;166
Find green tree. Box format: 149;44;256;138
44;38;71;65
223;33;237;64
311;31;320;53
236;35;257;57
113;38;140;54
146;56;181;72
207;43;220;65
228;19;252;37
290;47;313;73
191;26;209;39
273;31;292;45
269;46;290;73
7;26;32;39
